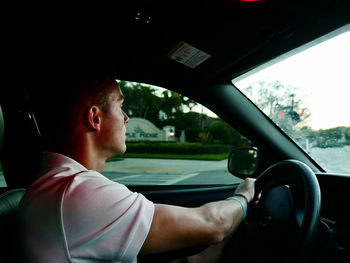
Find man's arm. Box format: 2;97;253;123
140;178;256;255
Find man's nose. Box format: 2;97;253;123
123;111;129;124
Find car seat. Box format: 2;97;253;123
0;103;26;262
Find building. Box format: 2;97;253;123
126;118;176;142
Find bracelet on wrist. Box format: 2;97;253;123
233;193;249;206
226;197;247;220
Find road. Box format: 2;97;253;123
0;158;241;187
102;170;241;185
102;158;241;185
309;145;350;174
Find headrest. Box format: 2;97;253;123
0;104;4;153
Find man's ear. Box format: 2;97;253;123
86;105;102;131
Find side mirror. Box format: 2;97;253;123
228;147;259;178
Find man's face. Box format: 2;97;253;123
99;78;129;157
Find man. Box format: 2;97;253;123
20;70;258;263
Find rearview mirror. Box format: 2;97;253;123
228;147;259;178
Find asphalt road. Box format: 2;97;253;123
102;158;241;185
103;169;241;186
309;145;350;174
0;158;241;187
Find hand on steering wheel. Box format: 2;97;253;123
224;159;321;263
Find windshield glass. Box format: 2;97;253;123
232;24;350;174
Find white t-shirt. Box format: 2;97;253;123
20;152;154;263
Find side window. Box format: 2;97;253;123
103;80;254;186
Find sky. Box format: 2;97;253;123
233;25;350;130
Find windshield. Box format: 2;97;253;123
232;24;350;174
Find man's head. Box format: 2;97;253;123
29;69;129;157
85;75;130;157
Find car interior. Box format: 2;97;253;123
1;0;350;262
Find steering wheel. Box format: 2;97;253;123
224;159;321;263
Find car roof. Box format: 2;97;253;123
6;0;350;93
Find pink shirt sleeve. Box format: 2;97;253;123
62;171;154;262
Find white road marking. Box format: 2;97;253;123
111;173;200;185
111;174;143;181
161;173;199;185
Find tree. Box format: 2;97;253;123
119;81;163;126
243;80;311;133
208;119;251;146
166;111;201;130
346;127;350;143
160;90;183;120
119;80;198;128
315;127;347;148
160;90;197;120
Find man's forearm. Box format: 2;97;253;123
198;195;247;242
141;178;256;255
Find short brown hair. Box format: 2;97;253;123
28;68;116;150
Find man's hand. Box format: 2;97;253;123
234;178;261;206
234;178;256;202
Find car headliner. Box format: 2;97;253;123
5;0;350;90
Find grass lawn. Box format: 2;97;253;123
107;153;229;162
